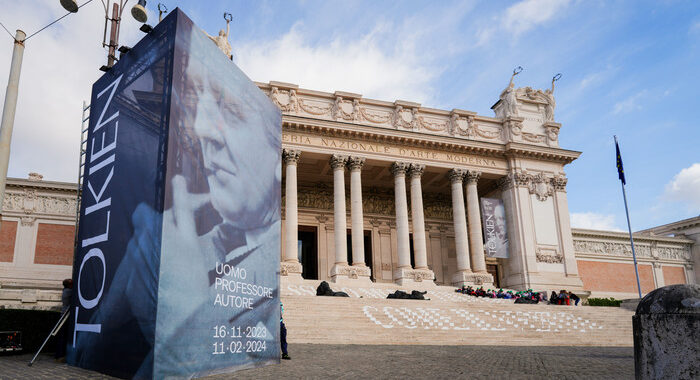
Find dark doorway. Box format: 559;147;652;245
298;226;318;280
487;264;500;288
364;230;373;280
346;230;374;280
409;233;415;268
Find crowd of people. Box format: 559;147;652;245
455;286;545;302
549;290;580;306
455;286;581;306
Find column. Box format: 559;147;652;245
449;169;472;284
281;149;303;277
348;157;366;267
466;170;487;273
331;154;348;267
315;214;329;281
497;171;534;289
409;164;428;270
391;162;411;269
552;175;584;282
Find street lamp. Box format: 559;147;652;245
59;0;150;70
0;0;154;230
131;0;148;23
60;0;80;13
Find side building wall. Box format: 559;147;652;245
572;228;695;299
0;176;77;309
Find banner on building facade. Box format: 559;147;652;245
481;198;509;258
68;9;281;379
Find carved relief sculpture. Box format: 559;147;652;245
545;124;560;143
332;96;360;121
551;175;567;192
536;248;564;263
528;173;554;201
270;87;299;113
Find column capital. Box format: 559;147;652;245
391;162;409;176
448;168;466;183
465;170;481;184
408;164;425;178
347;156;366;171
497;170;531;190
551;174;567;192
282;149;301;164
330;154;348;170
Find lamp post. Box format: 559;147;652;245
0;30;26;222
0;1;151;230
60;0;150;70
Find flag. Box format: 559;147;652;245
616;139;626;185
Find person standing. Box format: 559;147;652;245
280;302;290;360
55;279;72;362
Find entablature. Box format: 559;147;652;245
257;81;574;158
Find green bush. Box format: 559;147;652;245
0;309;61;353
587;297;622;307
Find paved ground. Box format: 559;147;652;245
0;345;634;379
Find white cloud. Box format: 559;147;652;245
235;24;438;104
664;163;700;210
578;72;602;90
0;0;144;182
0;2;448;182
571;212;622;231
577;66;618;91
613;90;646;114
503;0;571;36
475;0;571;46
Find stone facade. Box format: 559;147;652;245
0;81;697;308
573;228;695;299
269;80;582;291
0;176;77;309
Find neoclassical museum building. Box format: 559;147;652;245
0;81;697;308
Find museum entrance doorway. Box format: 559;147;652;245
487;264;500;288
298;225;318;280
346;230;374;281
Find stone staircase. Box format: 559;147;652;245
280;280;634;346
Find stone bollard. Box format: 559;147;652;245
633;284;700;379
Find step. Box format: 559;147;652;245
279;280;634;347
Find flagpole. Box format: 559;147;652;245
620;180;642;299
615;135;642;299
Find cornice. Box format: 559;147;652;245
636;215;700;235
5;177;79;193
572;228;695;245
259;81;572;153
282;115;507;158
505;142;581;164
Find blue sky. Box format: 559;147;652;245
0;0;698;231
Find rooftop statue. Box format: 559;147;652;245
205;13;233;60
499;66;522;118
543;73;561;122
496;70;561;122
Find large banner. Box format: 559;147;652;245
481;198;509;258
68;9;281;379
